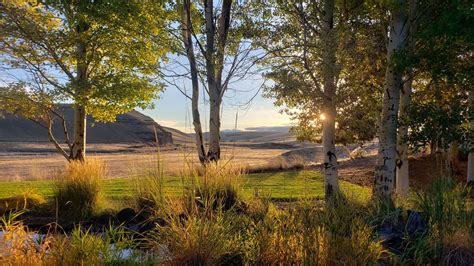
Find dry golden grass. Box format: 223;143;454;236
0;189;46;211
442;230;474;265
0;145;290;180
0;211;141;265
247;155;306;173
53;158;106;219
0;212;54;265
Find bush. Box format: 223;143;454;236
249;156;305;173
53;158;105;220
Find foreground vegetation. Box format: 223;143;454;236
0;160;473;265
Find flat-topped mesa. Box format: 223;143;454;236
0;105;172;145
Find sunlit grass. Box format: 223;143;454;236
0;171;371;201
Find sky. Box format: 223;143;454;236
0;66;292;133
0;44;292;133
140;78;292;133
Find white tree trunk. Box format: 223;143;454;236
208;92;221;161
72;20;88;161
396;79;411;196
322;104;338;197
72;104;86;161
203;0;231;162
395;0;417;196
180;0;208;163
321;0;338;198
374;4;408;200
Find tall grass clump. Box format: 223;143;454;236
134;128;170;211
0;211;145;265
247;198;384;265
50;226;142;265
0;211;53;265
53;158;105;220
413;177;469;237
150;210;236;265
409;176;472;262
146;161;246;264
134;156;165;211
185;160;243;213
0;189;46;212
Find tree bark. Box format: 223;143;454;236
395;0;417;196
374;2;409;201
71;20;89;161
71;104;86;160
46;113;70;162
321;0;339;199
180;0;208;163
204;0;232;162
396;78;411;195
208;93;221;161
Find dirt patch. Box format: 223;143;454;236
304;156;376;187
409;154;468;190
303;154;469;189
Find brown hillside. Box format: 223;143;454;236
0;106;173;145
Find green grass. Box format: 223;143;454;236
0;171;371;201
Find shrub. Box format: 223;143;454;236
53;158;105;220
249;156;305;173
350;147;368;158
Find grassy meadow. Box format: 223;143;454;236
0;170;370;201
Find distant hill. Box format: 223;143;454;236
202;130;295;143
245;126;292;133
162;126;194;144
0;106;173;145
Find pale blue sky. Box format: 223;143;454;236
140;78;292;133
0;68;292;132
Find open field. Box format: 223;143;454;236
0;142;295;180
0;170;371;201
